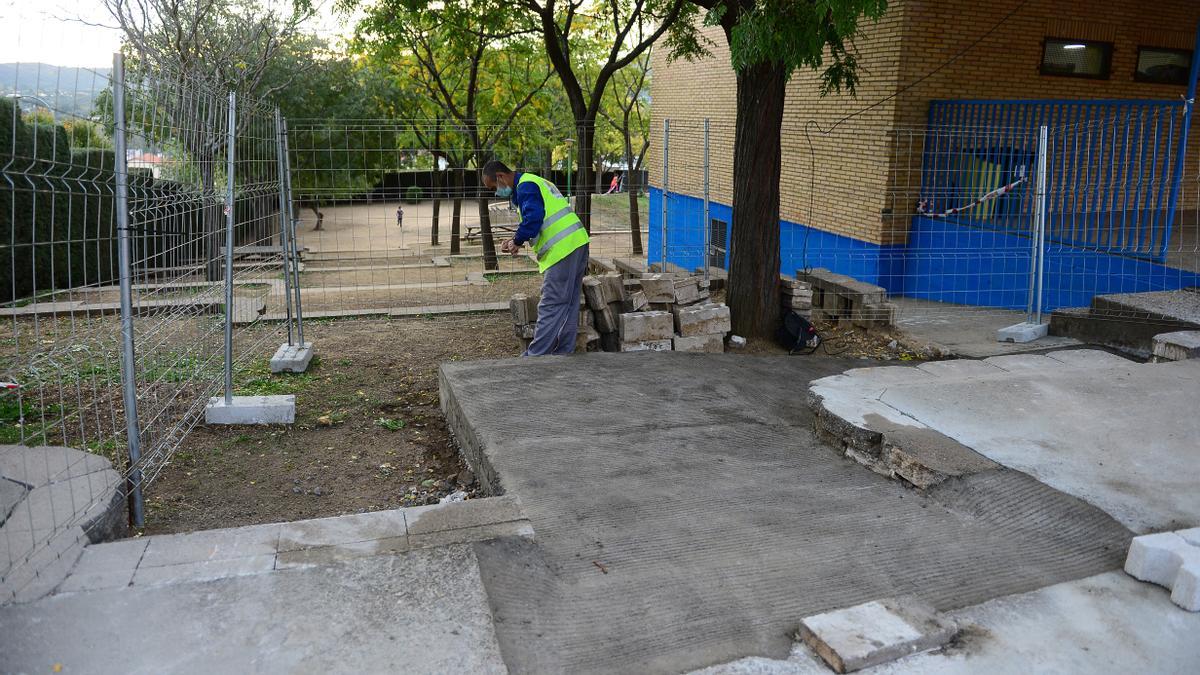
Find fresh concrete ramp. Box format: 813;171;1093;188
440;354;1132;675
811;350;1200;533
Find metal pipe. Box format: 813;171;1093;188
703;119;711;283
273;108;295;346
281;119;305;345
112;52;144;526
223;92;236;404
1159;20;1200;259
661;119;669;267
1033;125;1050;325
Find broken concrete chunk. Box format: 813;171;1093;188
575;326;600;352
798;596;957;673
673;278;701;306
619;311;674;343
582;276;607;310
578;309;594;328
622;290;648;313
594;305;619;334
601;273;626;303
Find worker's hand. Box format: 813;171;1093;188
501;239;520;256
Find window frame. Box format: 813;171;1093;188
1039;37;1114;80
1133;46;1193;86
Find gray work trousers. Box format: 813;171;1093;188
526;244;590;356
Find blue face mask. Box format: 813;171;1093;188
495;186;513;198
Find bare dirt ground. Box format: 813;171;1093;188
142;314;518;535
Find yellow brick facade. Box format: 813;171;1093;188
650;1;1200;246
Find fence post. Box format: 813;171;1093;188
112;53;145;527
223;92;237;404
274;108;295;346
281;119;305;346
1028;125;1049;324
703;119;711;282
661;119;669;267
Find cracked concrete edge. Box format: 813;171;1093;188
805;388;996;490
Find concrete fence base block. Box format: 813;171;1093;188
206;395;296;425
269;342;315;374
798;596;958;673
997;321;1049;343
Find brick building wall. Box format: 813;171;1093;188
649;0;1200;248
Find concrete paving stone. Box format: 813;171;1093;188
798;596;957;673
619;311;673;342
132;553;277;587
673;333;726;353
406;495;526;536
139;522;281;568
56;537;149;593
409;519;533;550
276;509;406;552
1043;348;1135;368
1152;330;1200;361
205;395;296;425
275;536;410;570
914;359;1006;378
620;339;673;353
981;354;1071;373
0;445;113;488
1124;531;1200;589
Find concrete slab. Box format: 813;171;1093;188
138;523;281;568
204;395;296;425
56;537;148;593
812;353;1199;533
891;298;1080;358
441;354;1130;674
276;509;406;552
269;341;315;373
689;571;1200;675
132;553;277;587
798;597;956;673
995;321;1048;343
0;545;507;675
1152;330;1200;361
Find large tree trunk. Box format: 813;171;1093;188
477;199;498;271
624;136;643;255
575;122;595;232
430;169;441;247
450;168;463;255
727;60;787;339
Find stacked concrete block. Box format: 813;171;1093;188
693;266;728;291
780;277;814;314
640;274;677;304
510;293;541;349
622;290;648;313
619;311;674;343
673;333;725;353
620;339;674;352
797;268;896;328
1124;529;1200;612
673;277;703;306
673;303;732;337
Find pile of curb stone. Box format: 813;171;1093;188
509;269;732;353
786;268;897;328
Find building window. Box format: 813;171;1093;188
1041;38;1113;79
1135;47;1193;85
708;218;728;270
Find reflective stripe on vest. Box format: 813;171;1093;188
516;172;589;273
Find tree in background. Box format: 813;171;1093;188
599;42;651;255
673;0;888;338
353;0;552;270
519;0;699;233
99;0;316;278
263;34;399;231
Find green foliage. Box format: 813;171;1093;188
689;0;889;94
375;417;405;431
405;185;423;203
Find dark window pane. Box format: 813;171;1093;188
1135;47;1193;85
1041;39;1112;79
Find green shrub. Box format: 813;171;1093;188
404;185;423;203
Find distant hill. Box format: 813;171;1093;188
0;63;113;117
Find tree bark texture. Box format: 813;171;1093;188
727;60;787;339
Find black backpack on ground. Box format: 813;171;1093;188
777;312;821;355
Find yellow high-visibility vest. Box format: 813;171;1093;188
516;173;589;273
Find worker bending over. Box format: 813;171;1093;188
482;160;590;356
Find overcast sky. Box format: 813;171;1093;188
0;1;351;68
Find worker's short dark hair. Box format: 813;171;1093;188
482;160;511;179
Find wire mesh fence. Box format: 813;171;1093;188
282;120;650;317
1;54;301;601
653;102;1199;326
